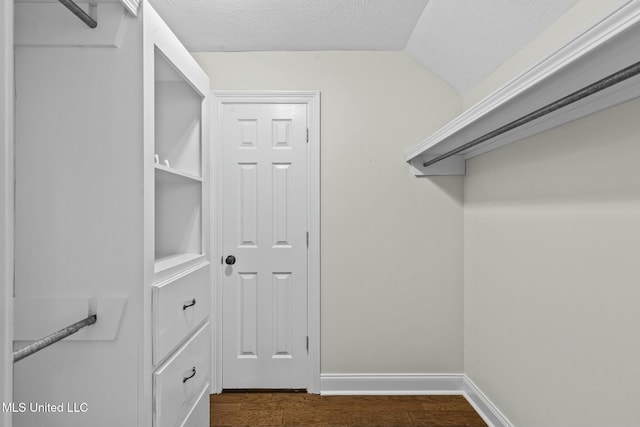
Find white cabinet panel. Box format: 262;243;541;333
180;386;210;427
153;263;210;365
154;322;211;427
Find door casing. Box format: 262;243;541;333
211;91;320;393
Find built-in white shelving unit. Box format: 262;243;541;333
13;1;211;426
153;49;206;275
406;1;640;176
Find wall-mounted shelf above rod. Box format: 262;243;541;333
405;1;640;176
423;61;640;170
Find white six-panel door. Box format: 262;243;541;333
221;102;309;389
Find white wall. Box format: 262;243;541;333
1;0;14;425
464;0;630;108
193;51;465;374
464;95;640;427
462;2;640;425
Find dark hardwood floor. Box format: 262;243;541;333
210;392;488;427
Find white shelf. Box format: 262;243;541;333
405;1;640;176
155;164;202;182
153;45;206;277
155;174;202;266
154;253;203;273
154;67;203;177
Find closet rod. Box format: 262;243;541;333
13;314;97;363
58;0;97;29
423;60;640;168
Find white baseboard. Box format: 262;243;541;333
463;376;514;427
320;373;513;427
320;373;464;395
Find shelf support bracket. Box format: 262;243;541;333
410;154;465;177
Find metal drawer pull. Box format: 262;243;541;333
183;367;196;383
183;298;196;310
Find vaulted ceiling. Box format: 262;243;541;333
148;0;580;94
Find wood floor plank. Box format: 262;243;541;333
317;395;425;410
210;392;488;427
284;407;413;426
418;395;479;411
408;409;487;427
211;408;283;427
213;393;274;404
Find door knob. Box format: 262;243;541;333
225;255;236;265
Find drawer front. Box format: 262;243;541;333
154;322;210;427
153;262;210;364
179;385;210;427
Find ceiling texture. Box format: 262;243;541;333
148;0;580;94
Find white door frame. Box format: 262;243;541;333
1;0;14;425
211;91;320;393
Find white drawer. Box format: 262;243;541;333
153;262;210;364
154;322;210;427
179;385;210;427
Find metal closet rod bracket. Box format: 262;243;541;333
58;0;98;29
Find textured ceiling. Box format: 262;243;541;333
405;0;580;93
148;0;430;52
147;0;581;94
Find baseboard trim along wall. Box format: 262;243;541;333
320;373;464;395
320;374;513;427
463;376;514;427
